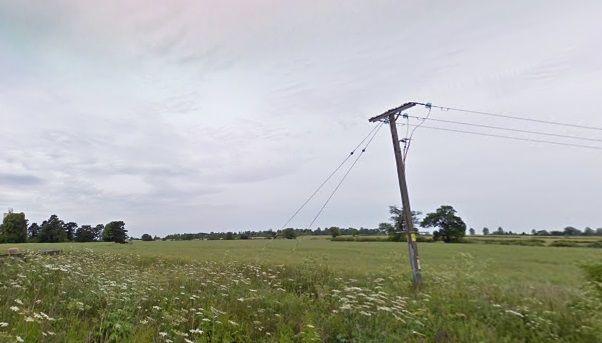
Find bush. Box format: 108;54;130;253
549;240;578;247
281;228;297;239
479;239;545;247
588;241;602;248
332;236;388;242
141;234;154;241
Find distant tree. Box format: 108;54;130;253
469;228;475;236
596;228;602;236
420;205;466;243
563;226;582;236
38;215;67;243
28;222;40;242
153;235;160;241
64;222;78;241
75;225;97;242
494;227;505;235
535;230;550;236
93;224;104;241
531;229;536;235
350;227;359;237
224;232;235;240
239;232;251;240
282;228;297;239
378;222;394;235
550;230;563;236
388;206;421;242
141;234;154;241
102;221;128;243
1;211;28;243
329;227;341;238
482;227;489;235
583;227;595;236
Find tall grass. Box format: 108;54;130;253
0;247;600;342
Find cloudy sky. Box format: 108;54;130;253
1;1;601;236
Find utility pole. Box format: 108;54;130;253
369;102;422;287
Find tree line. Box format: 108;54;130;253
161;205;469;243
474;226;602;236
0;211;128;244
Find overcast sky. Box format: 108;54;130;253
1;1;601;236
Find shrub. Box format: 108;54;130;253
549;240;578;247
588;241;602;249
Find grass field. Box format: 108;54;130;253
1;239;601;342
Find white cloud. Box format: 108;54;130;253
1;1;601;235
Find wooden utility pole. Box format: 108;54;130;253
369;102;422;287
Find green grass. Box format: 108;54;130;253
1;240;601;342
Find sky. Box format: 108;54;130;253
1;0;601;236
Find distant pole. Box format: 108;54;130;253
369;102;422;287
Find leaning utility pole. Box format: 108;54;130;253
369;102;422;287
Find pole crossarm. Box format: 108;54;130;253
368;100;422;288
368;102;417;123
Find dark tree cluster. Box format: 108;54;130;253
376;205;467;243
161;226;383;241
0;211;128;244
531;226;602;237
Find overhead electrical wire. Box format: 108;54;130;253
406;124;602;151
304;122;384;230
402;114;602;143
278;122;383;231
413;102;602;131
403;106;432;161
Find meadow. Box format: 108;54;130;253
1;239;601;342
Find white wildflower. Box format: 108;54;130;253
505;310;524;318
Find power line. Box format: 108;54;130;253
305;123;384;230
403;114;602;143
414;102;602;131
407;124;602;150
403;107;432;161
278;123;383;230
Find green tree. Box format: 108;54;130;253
75;225;97;242
28;222;40;242
329;226;341;238
1;211;28;243
102;221;128;243
387;206;421;242
282;228;297;239
482;227;489;235
64;222;78;241
38;215;67;243
93;224;104;241
420;205;466;243
350;228;359;237
563;226;582;236
584;227;595;236
469;228;475;236
141;234;154;241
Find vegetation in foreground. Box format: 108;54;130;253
0;241;601;342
